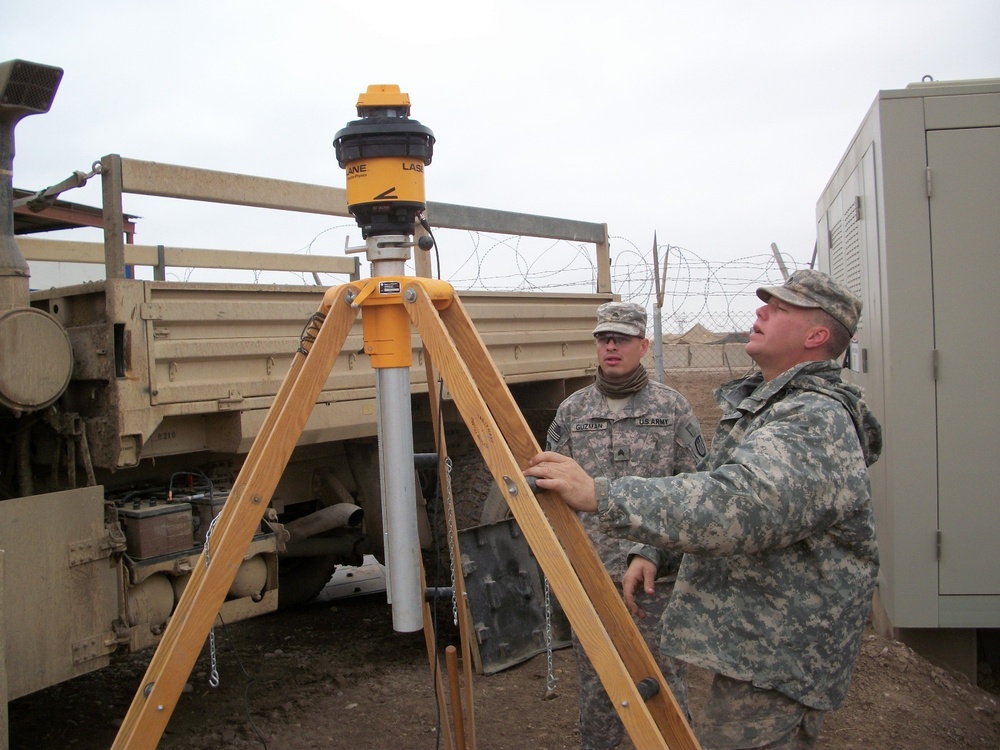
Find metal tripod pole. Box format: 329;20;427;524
376;364;422;631
362;236;423;632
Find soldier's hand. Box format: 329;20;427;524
525;452;598;512
623;556;657;617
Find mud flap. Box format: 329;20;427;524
458;517;572;674
0;486;120;699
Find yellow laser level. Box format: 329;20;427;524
333;84;435;238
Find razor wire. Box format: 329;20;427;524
419;229;803;335
129;223;804;337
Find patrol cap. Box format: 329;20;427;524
592;302;646;337
756;269;862;335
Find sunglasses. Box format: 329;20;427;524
594;333;640;346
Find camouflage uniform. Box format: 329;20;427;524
593;359;882;749
547;378;706;749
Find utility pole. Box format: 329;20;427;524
651;233;668;383
770;242;790;281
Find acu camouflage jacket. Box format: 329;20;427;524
594;360;882;710
546;379;705;580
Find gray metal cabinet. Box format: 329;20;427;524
815;79;1000;676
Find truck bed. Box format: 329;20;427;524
32;279;609;469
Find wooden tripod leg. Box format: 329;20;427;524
439;292;698;744
445;645;468;750
419;556;456;750
111;285;360;750
423;353;479;749
407;284;700;750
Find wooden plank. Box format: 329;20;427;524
19;237;358;276
119;158;352;216
115;157;607;245
425;201;606;243
100;154;126;279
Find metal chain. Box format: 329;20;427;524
203;513;221;565
443;457;459;625
443;456;459;626
204;514;222;688
208;629;220;688
543;575;558;698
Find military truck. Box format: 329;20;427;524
0;61;613;709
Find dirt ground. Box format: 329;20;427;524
7;369;1000;749
8;591;1000;750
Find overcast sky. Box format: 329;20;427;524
5;1;999;291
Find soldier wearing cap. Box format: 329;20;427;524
529;271;882;749
545;301;706;750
